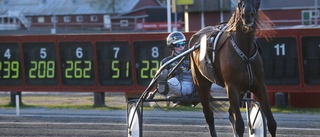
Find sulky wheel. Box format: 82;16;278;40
127;103;141;137
248;102;267;137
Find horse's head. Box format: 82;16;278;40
237;0;260;27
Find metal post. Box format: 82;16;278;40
173;0;178;31
94;92;105;107
51;14;56;34
10;92;22;106
184;5;189;32
174;10;178;31
201;0;205;28
167;0;172;32
220;0;224;23
16;95;20;116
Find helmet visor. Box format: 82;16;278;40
174;41;185;48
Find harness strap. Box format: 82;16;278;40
230;35;259;86
212;25;229;62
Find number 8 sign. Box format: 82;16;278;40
134;41;169;86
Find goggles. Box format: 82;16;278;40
174;41;185;48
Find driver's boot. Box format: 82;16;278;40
157;69;169;95
147;69;169;99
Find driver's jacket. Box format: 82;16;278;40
160;53;193;83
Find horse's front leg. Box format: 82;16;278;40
227;85;244;137
253;85;277;137
228;107;237;136
228;93;245;137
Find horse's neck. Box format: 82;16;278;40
234;26;256;56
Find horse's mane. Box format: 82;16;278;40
255;10;276;39
227;9;275;40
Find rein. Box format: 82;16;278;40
230;35;258;86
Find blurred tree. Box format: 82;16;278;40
157;0;167;6
86;0;125;14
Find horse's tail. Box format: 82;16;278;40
209;95;227;119
187;33;199;71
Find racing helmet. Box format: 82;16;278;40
166;31;186;49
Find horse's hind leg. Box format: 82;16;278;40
191;68;217;136
253;85;277;137
196;82;217;137
195;81;217;136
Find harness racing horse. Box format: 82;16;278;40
188;0;277;136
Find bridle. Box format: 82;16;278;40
238;0;260;14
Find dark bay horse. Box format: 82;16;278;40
188;0;277;136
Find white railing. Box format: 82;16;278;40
0;23;20;30
7;10;30;28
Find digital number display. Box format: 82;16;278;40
134;41;169;86
258;37;299;85
301;36;320;85
23;42;58;85
0;43;22;85
96;42;132;86
59;42;95;85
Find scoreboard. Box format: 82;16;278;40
0;28;320;94
0;33;186;92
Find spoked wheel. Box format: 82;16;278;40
247;102;267;137
127;103;141;137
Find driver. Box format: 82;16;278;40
156;31;194;98
150;31;225;105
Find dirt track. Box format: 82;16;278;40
0;108;320;137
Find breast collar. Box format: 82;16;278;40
230;35;259;86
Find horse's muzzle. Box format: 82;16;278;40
242;15;255;27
